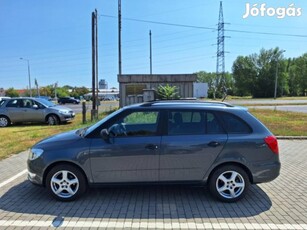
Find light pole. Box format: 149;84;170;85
274;50;285;99
20;58;32;97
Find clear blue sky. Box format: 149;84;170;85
0;0;306;89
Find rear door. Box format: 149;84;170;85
5;99;24;122
159;110;228;181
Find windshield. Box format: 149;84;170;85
35;98;56;107
85;108;123;136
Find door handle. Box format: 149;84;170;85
145;144;158;150
208;141;221;147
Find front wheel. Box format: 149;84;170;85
208;165;250;202
47;115;59;125
46;164;87;201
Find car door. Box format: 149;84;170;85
160;110;228;182
24;99;45;122
90;110;161;183
5;99;25;122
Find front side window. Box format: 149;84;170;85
6;99;20;108
108;111;159;137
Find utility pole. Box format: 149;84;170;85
118;0;122;76
20;58;32;97
91;10;98;121
95;9;99;110
149;30;152;75
274;49;286;99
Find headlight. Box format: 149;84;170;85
29;148;44;160
59;110;70;114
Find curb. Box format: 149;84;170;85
276;136;307;140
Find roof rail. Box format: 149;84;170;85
140;99;234;107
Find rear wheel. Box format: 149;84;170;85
0;116;10;127
46;164;87;201
209;165;250;202
47;115;59;125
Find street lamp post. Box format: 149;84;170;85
20;58;32;97
274;50;285;99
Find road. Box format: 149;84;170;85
0;140;306;229
65;101;119;114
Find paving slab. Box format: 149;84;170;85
0;140;306;229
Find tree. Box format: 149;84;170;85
232;47;287;98
157;84;180;100
5;88;19;97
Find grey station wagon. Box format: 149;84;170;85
27;101;280;202
0;97;75;127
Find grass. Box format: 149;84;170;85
249;109;307;136
0;112;110;160
0;107;306;160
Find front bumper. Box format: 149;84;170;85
59;112;75;122
27;158;44;186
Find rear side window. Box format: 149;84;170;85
168;110;224;135
219;112;252;134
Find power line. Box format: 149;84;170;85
99;14;307;38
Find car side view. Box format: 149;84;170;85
0;97;75;127
27;100;280;202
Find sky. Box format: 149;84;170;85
0;0;306;90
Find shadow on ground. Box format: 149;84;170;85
0;181;271;219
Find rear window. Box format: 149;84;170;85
219;112;252;134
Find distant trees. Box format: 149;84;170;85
232;48;287;98
196;71;234;99
5;88;19;97
197;48;307;98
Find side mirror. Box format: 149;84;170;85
100;129;110;142
33;104;39;109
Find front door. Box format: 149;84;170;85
90;110;161;183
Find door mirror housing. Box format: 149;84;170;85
100;129;110;142
33;104;39;109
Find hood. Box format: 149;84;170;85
34;129;81;149
49;105;73;111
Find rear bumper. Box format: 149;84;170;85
252;161;281;184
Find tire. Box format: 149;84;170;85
208;165;250;202
46;164;87;201
47;115;60;125
0;116;10;127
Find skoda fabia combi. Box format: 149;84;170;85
27;101;280;202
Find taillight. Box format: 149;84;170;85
264;135;279;155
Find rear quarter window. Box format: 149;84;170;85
219;112;252;134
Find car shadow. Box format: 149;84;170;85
0;181;272;219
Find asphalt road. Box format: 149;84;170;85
64;101;119;114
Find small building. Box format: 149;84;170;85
118;74;197;107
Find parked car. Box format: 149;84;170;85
0;96;10;101
0;97;75;127
27;100;280;202
58;97;80;104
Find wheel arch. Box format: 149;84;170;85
45;113;60;123
207;162;253;184
43;161;89;187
